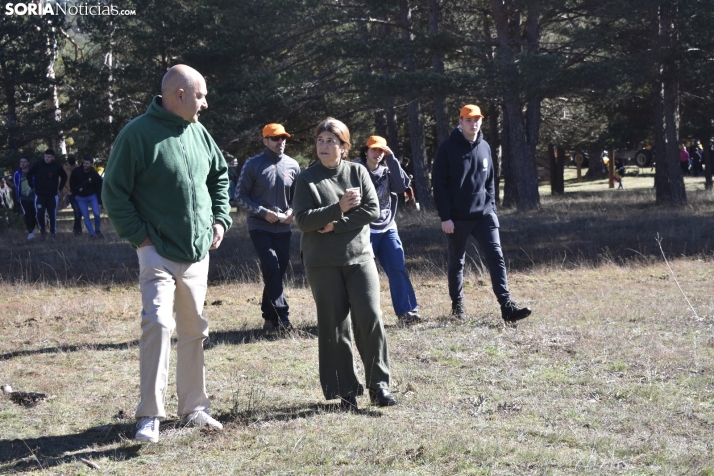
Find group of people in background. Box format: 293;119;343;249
679;141;708;177
8;150;104;239
8;64;532;443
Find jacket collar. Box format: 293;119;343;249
263;147;283;162
146;96;192;128
451;126;483;146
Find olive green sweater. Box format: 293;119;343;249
102;96;232;264
294;160;379;267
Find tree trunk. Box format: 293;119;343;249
653;79;671;202
1;60;18;156
385;100;401;159
405;100;432;208
548;143;557;194
374;110;388;139
586;150;607;178
45;23;66;155
400;0;433;209
429;0;449;146
661;5;686;205
488;103;501;204
502;91;540;210
381;24;401;160
490;0;540;211
555;146;566;194
501;103;517;208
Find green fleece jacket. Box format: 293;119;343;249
294;160;379;267
102;96;232;264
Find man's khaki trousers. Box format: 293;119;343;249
135;245;210;419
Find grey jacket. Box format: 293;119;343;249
236;148;300;232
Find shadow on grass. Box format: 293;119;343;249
219;401;384;426
0;423;141;473
0;341;139;361
206;326;318;349
0;325;318;361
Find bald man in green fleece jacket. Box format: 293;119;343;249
294;152;397;410
102;65;231;443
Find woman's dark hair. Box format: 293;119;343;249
358;145;369;161
314;117;351;157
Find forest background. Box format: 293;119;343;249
3;0;714;211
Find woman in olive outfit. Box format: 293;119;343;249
293;118;397;410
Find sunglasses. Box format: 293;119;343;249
268;136;287;142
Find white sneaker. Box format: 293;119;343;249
180;410;223;430
135;417;160;442
27;232;35;240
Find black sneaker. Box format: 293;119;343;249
451;299;467;319
369;388;398;407
262;319;279;334
339;395;358;411
501;301;531;323
397;311;421;325
277;319;293;333
96;231;105;239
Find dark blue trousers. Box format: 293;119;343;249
249;230;291;323
447;213;510;306
68;194;82;233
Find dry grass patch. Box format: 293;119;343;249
1;258;714;474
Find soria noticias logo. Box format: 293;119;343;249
5;1;136;16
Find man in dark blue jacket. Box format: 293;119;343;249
432;104;531;323
236;123;300;333
26;149;67;238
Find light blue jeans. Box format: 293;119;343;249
75;194;101;235
370;228;418;315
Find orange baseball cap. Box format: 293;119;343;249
365;135;388;150
262;123;291;138
460;104;484;119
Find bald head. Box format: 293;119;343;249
160;64;208;123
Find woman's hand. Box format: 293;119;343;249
317;221;335;233
339;190;360;213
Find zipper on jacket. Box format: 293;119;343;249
178;129;197;250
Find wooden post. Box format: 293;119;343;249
608;149;615;188
575;153;582;183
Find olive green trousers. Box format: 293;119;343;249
306;260;391;400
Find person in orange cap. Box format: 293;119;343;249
354;135;420;324
235;123;300;333
432;104;531;323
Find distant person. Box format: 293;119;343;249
354;135;420;324
13;157;37;239
679;144;690;175
102;64;232;443
294;118;397;410
0;177;15;210
614;166;625;189
690;146;703;176
235;123;300;333
432;104;531;324
62;155;83;235
227;172;238;207
26;149;67;238
70;156;104;239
